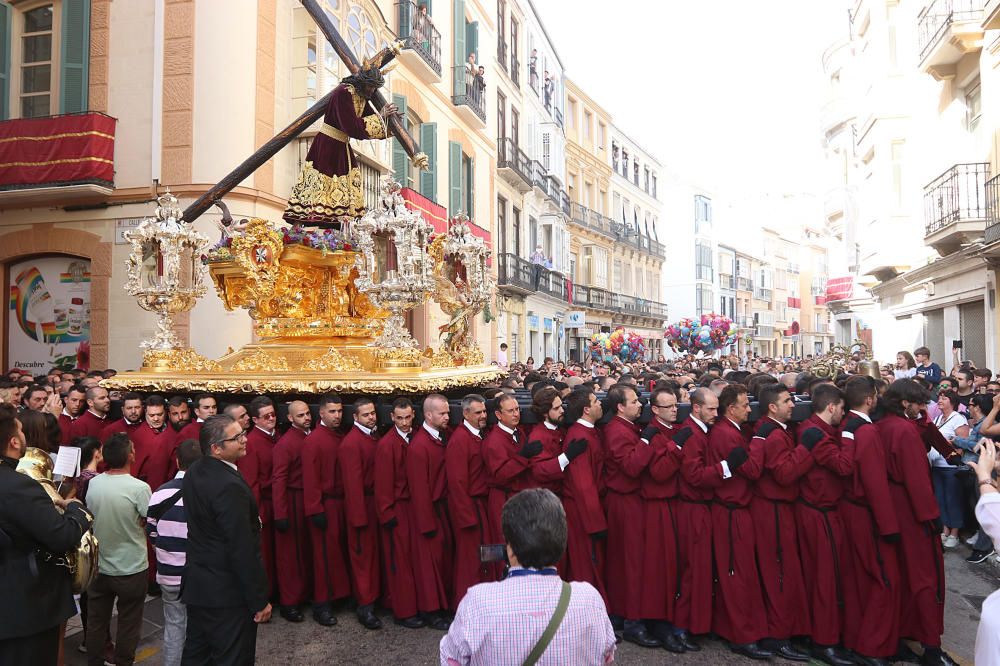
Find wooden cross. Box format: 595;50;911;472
182;0;424;223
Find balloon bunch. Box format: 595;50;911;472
664;313;737;353
590;327;647;362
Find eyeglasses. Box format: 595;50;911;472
652;403;675;409
218;429;249;444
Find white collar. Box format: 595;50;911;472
727;418;742;430
124;418;140;426
690;416;708;433
849;409;872;423
464;421;481;437
221;460;237;472
656;417;673;429
396;426;411;441
88;409;107;420
544;421;559;431
354;422;373;436
423;422;441;440
61;408;77;420
255;425;275;437
768;416;788;430
196;417;205;423
174;471;186;479
292;425;311;435
575;418;595;429
497;423;516;435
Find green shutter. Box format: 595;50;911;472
0;2;9;121
452;0;465;97
391;93;409;188
419;122;437;202
466;21;478;65
399;1;412;40
448;140;462;217
61;0;90;113
467;154;474;221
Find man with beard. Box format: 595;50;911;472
375;398;424;628
132;396;176;491
59;385;86;445
166;397;191;433
302;395;351;627
69;386;111;440
406;394;452;629
100;393;144;444
339;397;382;630
176;395;217;445
877;380;957;666
237;396;280;598
271;400;313;623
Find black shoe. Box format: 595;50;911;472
659;633;687;654
394;615;425;629
623;621;661;648
894;642;922;664
967;549;994;564
920;648;958;666
279;605;304;623
421;612;450;631
312;607;337;627
356;604;382;630
772;640;810;662
676;630;700;652
853;656;891;666
810;645;853;666
731;642;775;660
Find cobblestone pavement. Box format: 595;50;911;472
64;548;994;665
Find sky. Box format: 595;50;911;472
534;0;848;200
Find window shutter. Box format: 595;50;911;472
452;0;465;98
391;93;409;188
466;20;478;65
419;122;437;201
61;0;90;113
0;2;9;121
448;140;462;217
467;153;475;220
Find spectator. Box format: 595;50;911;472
21;385;48;412
439;488;616;665
73;435;111;661
968;439;1000;662
18;410;61;455
529;48;537;74
147;439;202;666
955;368;976;409
497;342;509;370
84;433;151;666
914;346;942;385
474;65;486;103
894;351;917;379
931;390;969;549
956;394;998;564
974;368;993;394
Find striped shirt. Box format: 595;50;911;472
439;570;616;666
146;471;187;586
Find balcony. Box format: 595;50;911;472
918;0;984;80
0;112;116;206
451;65;486;127
719;274;736;290
735;276;753;292
497;138;532;192
396;1;442;82
529;67;540;94
755;287;773;302
787;296;801;308
985;174;1000;246
497;253;569;302
569;203;617;240
923;162;989;255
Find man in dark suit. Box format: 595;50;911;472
0;403;93;665
182;414;271;664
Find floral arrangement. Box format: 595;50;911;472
281;225;354;254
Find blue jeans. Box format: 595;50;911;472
932;467;967;529
160;583;186;666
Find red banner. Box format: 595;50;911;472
825;276;854;302
0;112;116;190
400;187;491;245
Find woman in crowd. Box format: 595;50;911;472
18;410;61;453
72;435;111;661
933;390;970;548
895;350;918;379
968;438;1000;663
956;394;999;563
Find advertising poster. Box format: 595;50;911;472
7;256;92;372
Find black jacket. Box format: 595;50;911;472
0;456;92;640
181;457;268;612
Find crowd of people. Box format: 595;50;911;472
2;343;1000;664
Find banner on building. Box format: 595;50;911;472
565;310;586;328
7;256;92;371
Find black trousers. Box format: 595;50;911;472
182;605;257;666
0;624;60;666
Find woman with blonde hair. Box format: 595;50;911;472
895;351;917;379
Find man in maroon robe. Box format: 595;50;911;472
236;396;279;599
747;384;812;661
175;394;217;452
527;387;568;495
708;384;773;660
877;381;957;666
339;397;382;630
795;384;854;666
445;394;493;608
69;386;110;441
99;392;144;444
561;388;607;601
839;377;901;664
302;395;351;627
602;384;659;648
271;400;313;623
406;394;452;629
132;396;175;491
58;385;86;445
374;398;423;628
675;388;721;647
482;394;542;544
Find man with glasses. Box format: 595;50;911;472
182;415;271;664
237;396;280;599
272;401;313;623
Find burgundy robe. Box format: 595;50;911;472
375;427;418;619
639;419;683;621
58;412;78;445
69;410;108;441
877;413;944;647
708;418;768;644
272;426;312;606
840;412;901;658
339;424;381;606
602;415;655;620
99;418;142;446
676;417;723;634
748;417;812;639
560;421;607;602
302;425;352;604
131;423;177;492
445;422;493;608
237;426;278;597
794;415;852;646
406;425;451;613
482;424;531;543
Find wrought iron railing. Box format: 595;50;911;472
451;65;486;122
396;1;442;76
497;253;569;302
985;173;1000;244
923;162;989;235
497;137;531;188
918;0;982;62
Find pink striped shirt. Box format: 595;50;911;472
440;570;616;665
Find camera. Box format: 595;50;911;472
479;543;507;564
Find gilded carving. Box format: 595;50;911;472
303;347;363;372
232;349;290;373
285;161;366;220
140;348;222;373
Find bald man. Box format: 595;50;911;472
68;386;110;440
272;401;314;622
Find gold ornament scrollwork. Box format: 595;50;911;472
232;349;290;373
303;347;363;372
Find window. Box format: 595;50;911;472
651;174;657;198
891;140;904;209
461;152;474;217
695;240;713;281
497;0;506;64
584;110;592;140
593;246;608;287
497;196;507;254
497;91;506;140
613;259;622;292
529;216;538;254
644;167;650;193
633;161;639;187
966;79;981;133
696;285;713;316
694;195;712;233
510;19;519;84
567;98;576;127
598;122;606;149
613;192;621;220
542;132;550;170
19;4;55;118
512;207;521;256
511;108;519;148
